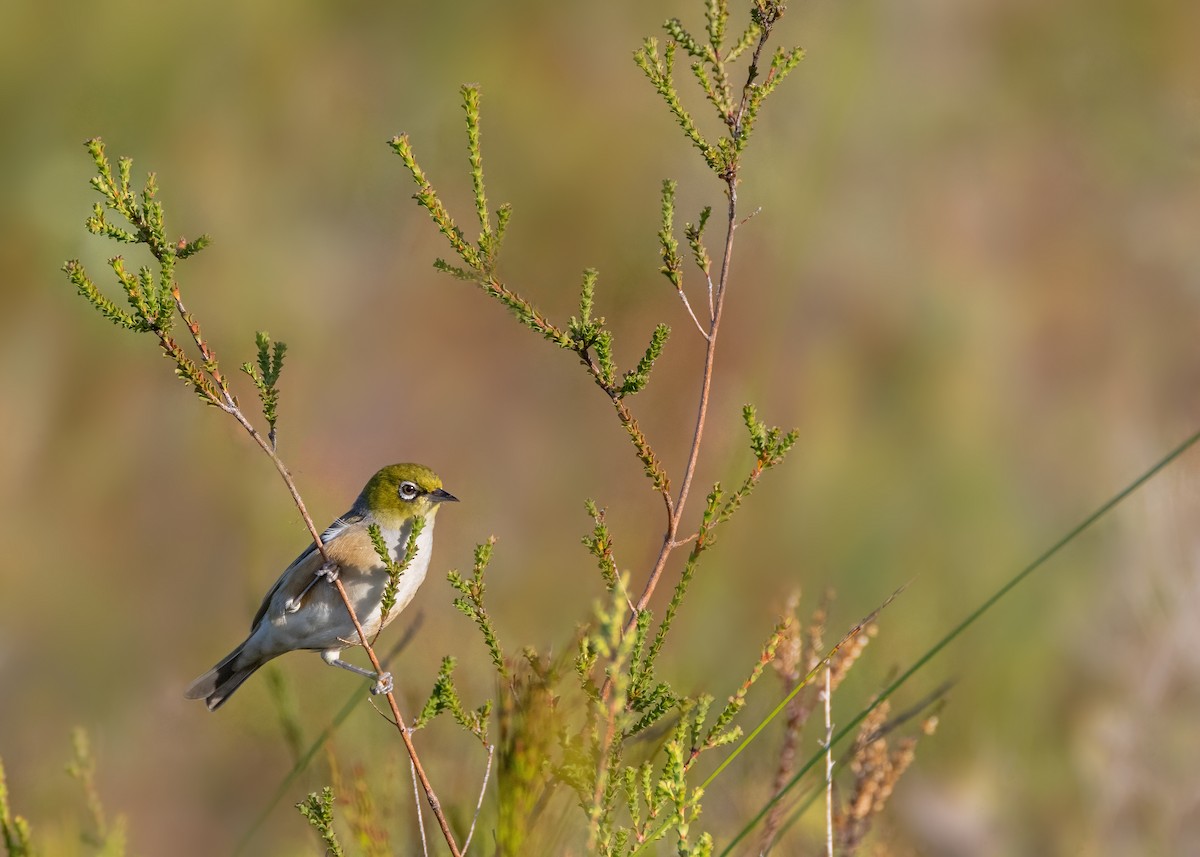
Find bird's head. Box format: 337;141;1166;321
357;463;458;525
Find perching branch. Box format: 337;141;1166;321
64;138;464;857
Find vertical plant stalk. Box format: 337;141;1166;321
824;666;833;857
462;744;495;855
409;759;429;857
625;10;784;635
626;183;733;629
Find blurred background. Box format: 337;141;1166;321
2;0;1199;854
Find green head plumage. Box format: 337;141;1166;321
355;463;458;523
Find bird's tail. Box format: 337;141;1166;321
184;643;265;711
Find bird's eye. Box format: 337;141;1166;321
398;481;420;500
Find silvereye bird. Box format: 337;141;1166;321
186;463;457;710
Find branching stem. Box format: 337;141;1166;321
210;358;464;857
68;138;463;856
624;167;737;636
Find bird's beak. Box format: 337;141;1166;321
430;487;459;503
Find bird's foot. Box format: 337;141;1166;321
370;671;394;696
286;564;339;612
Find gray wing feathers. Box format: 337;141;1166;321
249;510;363;630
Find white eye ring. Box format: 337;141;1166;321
398;481;420;500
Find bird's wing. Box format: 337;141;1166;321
249;510;364;630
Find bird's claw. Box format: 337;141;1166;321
370;672;394;696
287;564;339;612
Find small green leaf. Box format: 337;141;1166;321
447;536;506;677
375;516;425;626
658;180;684;291
582;500;619;591
620;323;670;396
685;207;713;277
296;787;344;857
594;330;616;387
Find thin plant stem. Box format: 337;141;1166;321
327;575;461;856
166;286;463;855
410;758;429;857
230;408;459;855
677;287;711;339
625;0;784;639
623;15;770;632
462;744;495;856
624;148;738;637
824;666;832;857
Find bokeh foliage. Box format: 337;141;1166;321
2;0;1199;854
